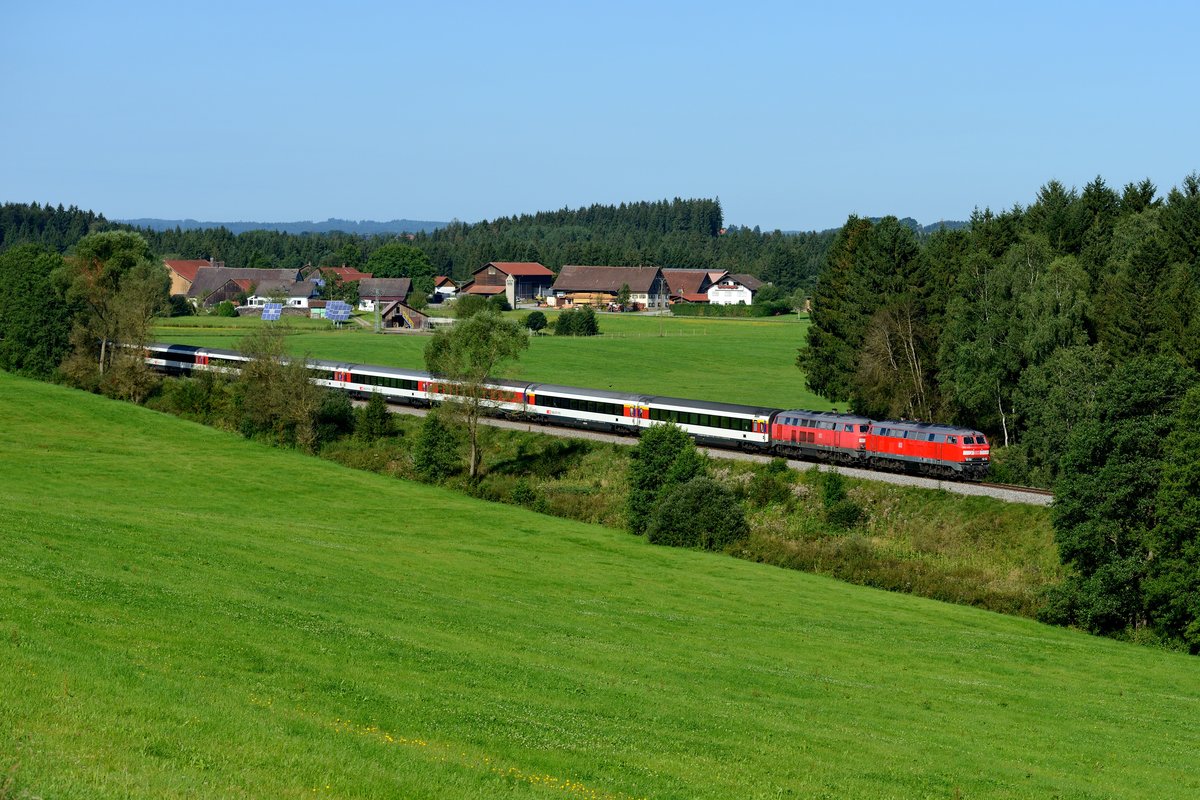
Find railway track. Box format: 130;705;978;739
368;402;1055;507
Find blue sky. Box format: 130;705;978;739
2;1;1197;231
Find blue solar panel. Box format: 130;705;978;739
261;303;282;321
326;300;351;323
324;299;350;321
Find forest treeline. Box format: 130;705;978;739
0;198;835;293
800;173;1200;651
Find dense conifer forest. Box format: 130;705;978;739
0;198;834;293
799;173;1200;649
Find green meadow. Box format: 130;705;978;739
153;312;832;410
3;372;1199;798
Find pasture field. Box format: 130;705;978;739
152;312;831;410
3;372;1199;798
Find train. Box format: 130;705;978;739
145;342;991;479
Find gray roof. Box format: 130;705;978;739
725;273;765;292
359;278;412;299
251;279;317;299
663;268;726;295
552;265;664;294
185;267;301;299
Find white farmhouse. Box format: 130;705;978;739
707;273;765;305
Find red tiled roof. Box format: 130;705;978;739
462;283;507;295
434;275;456;287
321;266;372;282
163;259;212;283
678;292;710;303
662;268;726;296
478;261;554;277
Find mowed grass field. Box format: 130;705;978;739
4;373;1200;798
153;312;832;410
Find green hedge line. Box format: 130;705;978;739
669;302;793;318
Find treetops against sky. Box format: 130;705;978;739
3;4;1199;231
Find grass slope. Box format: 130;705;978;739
153;313;830;410
3;372;1198;799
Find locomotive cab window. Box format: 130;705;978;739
948;436;958;444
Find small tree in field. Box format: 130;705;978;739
524;310;547;334
357;391;393;442
412;409;460;482
617;283;632;309
424;309;528;479
626;422;706;534
454;294;488;319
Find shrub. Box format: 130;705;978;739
511;478;536;507
554;309;577;336
316;390;357;443
524;310;547;334
826;498;864;529
821;469;864;529
215;300;238;317
746;470;793;508
627;423;705;534
454;294;488;319
412;410;459;482
487;295;511;313
646;477;749;550
554;306;600;336
357;392;393;442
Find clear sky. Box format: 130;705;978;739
3;1;1198;231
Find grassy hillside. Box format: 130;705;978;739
153;313;830;410
3;372;1197;798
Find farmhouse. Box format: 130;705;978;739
708;273;765;305
358;278;413;311
433;275;458;298
460;262;554;308
550;266;668;310
164;258;223;296
663;268;728;304
312;265;372;286
246;278;320;309
185;267;303;308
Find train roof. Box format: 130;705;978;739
872;420;985;436
776;409;873;425
646;394;780;417
149;342;247;360
526;382;645;403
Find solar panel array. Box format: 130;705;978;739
326;300;352;323
261;303;282;321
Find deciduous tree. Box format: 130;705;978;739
423;309;528;478
626;422;706;534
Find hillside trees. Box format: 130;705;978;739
1046;357;1195;637
423;309;528;478
233;326;325;451
0;244;73;377
800;173;1200;485
799;216;940;419
56;231;169;397
626;422;707;534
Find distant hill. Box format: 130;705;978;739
119;217;448;235
806;217;970;236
